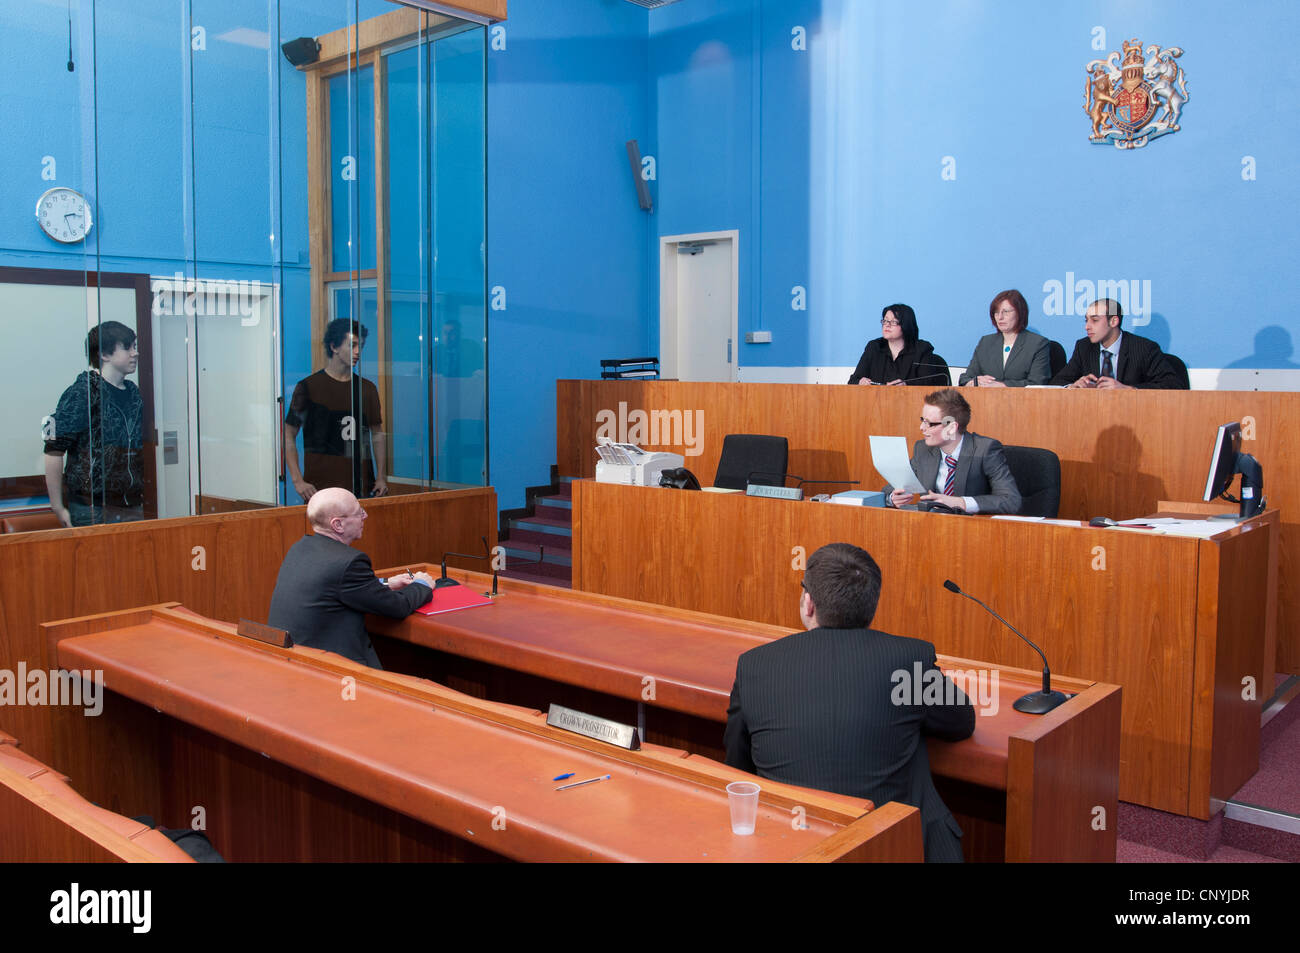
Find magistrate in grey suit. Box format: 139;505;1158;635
958;289;1052;387
268;487;434;668
724;543;976;862
884;387;1022;514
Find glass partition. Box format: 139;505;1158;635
0;1;488;525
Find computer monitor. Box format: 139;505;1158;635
1202;422;1264;519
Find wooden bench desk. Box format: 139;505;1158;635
368;567;1122;862
42;606;921;863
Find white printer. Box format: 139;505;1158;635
594;439;684;487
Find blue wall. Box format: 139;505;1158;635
5;0;1294;517
486;0;653;509
650;0;1300;371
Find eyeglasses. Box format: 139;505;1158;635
995;308;1017;317
880;318;901;327
919;418;946;429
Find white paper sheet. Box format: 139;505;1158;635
869;435;924;493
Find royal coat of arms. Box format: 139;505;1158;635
1085;39;1188;149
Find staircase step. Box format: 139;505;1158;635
508;517;572;548
502;539;571;567
534;497;572;521
501;565;572;589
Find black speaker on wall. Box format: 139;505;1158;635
281;37;321;67
626;139;653;212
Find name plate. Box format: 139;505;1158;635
745;483;803;501
546;704;640;750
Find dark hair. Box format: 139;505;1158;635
923;387;971;432
86;321;136;367
323;318;368;359
988;289;1028;334
803;543;883;628
1091;297;1123;329
881;303;919;348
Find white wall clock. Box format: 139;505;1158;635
36;187;93;243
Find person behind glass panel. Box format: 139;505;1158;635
847;304;946;387
957;289;1051;388
284;318;389;501
43;321;145;527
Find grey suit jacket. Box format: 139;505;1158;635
267;534;432;667
958;330;1051;386
884;431;1022;514
725;626;975;862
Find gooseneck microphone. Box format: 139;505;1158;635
942;579;1068;714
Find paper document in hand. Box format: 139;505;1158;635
869;435;924;492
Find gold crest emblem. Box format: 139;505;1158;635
1085;39;1188;149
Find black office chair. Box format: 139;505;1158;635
1047;340;1067;379
914;353;950;387
714;434;788;490
1164;353;1191;389
1002;445;1061;518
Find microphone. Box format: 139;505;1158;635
942;579;1068;714
438;536;494;590
906;361;953;385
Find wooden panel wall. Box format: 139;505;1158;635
558;380;1297;675
571;480;1265;818
0;488;496;767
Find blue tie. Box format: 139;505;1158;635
1101;349;1114;379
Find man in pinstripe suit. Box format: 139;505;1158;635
724;543;975;862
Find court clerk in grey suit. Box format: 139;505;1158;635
958;289;1052;387
883;387;1022;515
724;543;976;862
267;487;435;668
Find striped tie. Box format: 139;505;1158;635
943;454;957;496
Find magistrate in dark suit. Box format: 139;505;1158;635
883;388;1022;514
958;289;1052;387
1050;297;1185;389
268;487;434;668
724;543;975;862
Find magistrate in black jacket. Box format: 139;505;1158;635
268;487;434;667
847;303;948;386
1050;297;1185;389
724;543;976;862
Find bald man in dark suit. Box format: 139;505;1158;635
724;543;975;862
268;488;435;668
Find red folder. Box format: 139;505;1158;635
416;584;494;615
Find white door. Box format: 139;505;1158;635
661;231;738;382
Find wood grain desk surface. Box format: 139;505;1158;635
48;606;918;863
371;567;1106;794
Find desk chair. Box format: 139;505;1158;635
714;434;788;490
1002;446;1061;518
1164;353;1191;389
1047;340;1068;379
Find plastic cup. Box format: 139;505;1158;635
726;780;761;835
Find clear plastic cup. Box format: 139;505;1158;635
726;780;761;835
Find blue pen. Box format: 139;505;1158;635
553;772;575;781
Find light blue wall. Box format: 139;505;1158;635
7;1;1290;518
486;0;654;509
650;0;1300;371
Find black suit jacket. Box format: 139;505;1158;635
884;431;1022;514
724;627;975;862
1049;332;1185;389
267;534;432;667
848;339;947;386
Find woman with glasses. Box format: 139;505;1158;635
847;303;948;386
958;289;1051;387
